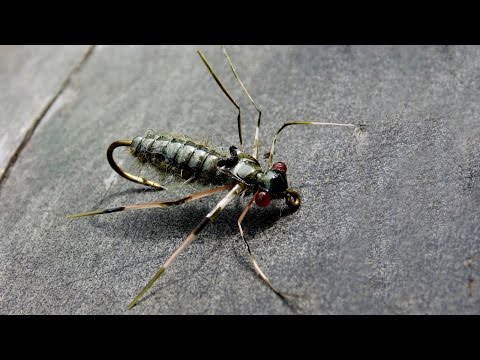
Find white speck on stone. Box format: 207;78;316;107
0;133;8;167
103;170;118;190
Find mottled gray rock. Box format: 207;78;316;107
0;45;479;314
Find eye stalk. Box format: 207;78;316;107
272;162;287;172
285;189;301;210
254;191;271;207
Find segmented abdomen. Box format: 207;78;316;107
130;131;230;184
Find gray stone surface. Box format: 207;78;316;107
0;45;479;314
0;45;92;180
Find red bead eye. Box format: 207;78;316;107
254;191;271;207
272;162;287;172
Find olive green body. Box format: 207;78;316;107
130;132;232;184
130;131;289;197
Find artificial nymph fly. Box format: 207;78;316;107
67;47;365;309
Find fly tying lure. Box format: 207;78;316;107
68;47;365;309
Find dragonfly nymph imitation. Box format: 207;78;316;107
68;47;365;310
